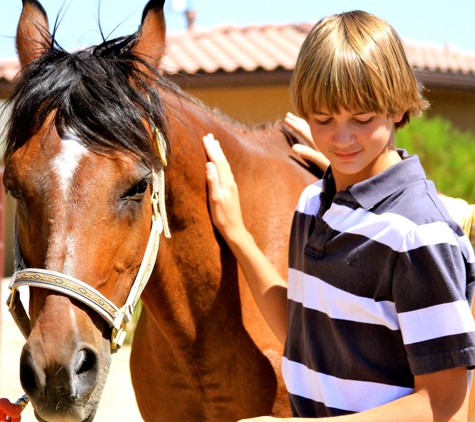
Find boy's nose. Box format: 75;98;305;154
332;125;354;146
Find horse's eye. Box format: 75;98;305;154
124;177;151;201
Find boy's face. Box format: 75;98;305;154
307;108;404;191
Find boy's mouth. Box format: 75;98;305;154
333;150;361;160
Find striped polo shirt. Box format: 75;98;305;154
283;151;475;417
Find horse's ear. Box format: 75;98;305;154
16;0;51;68
132;0;166;69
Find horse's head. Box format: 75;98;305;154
3;1;170;420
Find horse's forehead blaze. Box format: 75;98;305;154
21;134;90;273
52;131;90;200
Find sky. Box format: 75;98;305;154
1;0;475;59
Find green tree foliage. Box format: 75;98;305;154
396;116;475;203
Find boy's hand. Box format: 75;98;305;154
285;112;330;172
285;112;315;147
202;133;246;242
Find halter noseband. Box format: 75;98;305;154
6;129;171;353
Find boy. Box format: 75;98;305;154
202;10;475;421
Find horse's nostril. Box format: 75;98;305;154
20;358;39;395
76;348;96;376
19;348;45;399
73;347;100;402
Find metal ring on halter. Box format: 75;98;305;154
6;128;171;353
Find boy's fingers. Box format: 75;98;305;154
284;113;316;149
285;111;300;125
285;112;304;128
205;161;223;201
292;144;330;171
202;133;219;161
284;114;300;132
202;133;234;183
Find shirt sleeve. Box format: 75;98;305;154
392;220;475;375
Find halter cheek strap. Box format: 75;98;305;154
7;130;171;353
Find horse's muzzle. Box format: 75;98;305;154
20;339;101;422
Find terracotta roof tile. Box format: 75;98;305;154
161;24;308;74
404;39;475;74
1;23;475;82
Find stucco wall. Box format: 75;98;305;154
424;88;475;135
187;84;475;136
187;84;294;126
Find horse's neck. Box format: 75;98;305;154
143;91;280;322
165;91;287;240
136;92;310;415
160;87;312;273
163;89;287;167
144;89;313;340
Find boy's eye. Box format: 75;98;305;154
313;118;332;126
354;117;374;125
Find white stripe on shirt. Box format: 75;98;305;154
296;184;474;263
288;268;399;330
398;300;475;345
282;357;413;413
295;181;322;215
323;203;460;253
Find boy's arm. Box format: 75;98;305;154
202;134;288;344
240;367;470;421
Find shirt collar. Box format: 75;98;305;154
322;149;427;210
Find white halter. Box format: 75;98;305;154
7;129;171;353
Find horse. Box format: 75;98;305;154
3;0;318;420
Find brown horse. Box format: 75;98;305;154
3;0;317;421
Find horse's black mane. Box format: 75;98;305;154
4;32;176;170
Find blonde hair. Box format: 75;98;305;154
291;10;429;129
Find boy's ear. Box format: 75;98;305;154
392;112;405;124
